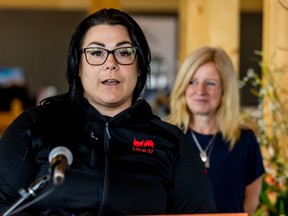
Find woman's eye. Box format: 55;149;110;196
90;50;103;56
119;50;133;57
206;81;216;86
189;80;197;85
119;51;129;56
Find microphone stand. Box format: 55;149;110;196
2;173;51;216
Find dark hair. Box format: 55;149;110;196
64;8;151;104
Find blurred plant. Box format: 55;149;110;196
240;51;288;216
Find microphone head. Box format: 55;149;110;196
49;146;73;185
49;146;73;166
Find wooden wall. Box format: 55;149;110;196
0;0;262;12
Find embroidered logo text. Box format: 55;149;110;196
132;138;154;154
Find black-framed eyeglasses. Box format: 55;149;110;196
81;47;138;66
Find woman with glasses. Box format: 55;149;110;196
0;9;216;215
166;46;265;216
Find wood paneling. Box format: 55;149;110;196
0;0;263;12
0;0;90;10
178;0;239;69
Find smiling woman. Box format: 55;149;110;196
0;8;216;216
166;46;265;216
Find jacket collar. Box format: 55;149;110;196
82;99;155;123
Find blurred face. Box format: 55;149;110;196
79;24;139;116
185;61;222;117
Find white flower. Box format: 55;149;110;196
247;68;256;78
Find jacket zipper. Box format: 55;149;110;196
89;132;98;166
98;121;111;216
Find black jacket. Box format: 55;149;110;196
0;99;216;215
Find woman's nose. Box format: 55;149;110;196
195;83;206;94
104;53;118;69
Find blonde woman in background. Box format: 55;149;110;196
166;46;265;215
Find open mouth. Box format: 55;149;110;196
102;79;120;85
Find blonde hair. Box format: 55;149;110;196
165;46;242;147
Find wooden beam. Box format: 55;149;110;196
0;0;90;10
89;0;121;14
178;0;240;71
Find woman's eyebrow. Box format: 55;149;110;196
115;41;133;47
86;41;132;48
87;42;105;47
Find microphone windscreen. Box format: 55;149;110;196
49;146;73;166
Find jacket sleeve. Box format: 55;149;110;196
168;130;217;213
0;110;38;212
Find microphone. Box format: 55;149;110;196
49;146;73;185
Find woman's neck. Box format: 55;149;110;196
190;115;218;135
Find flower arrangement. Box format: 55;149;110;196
240;51;288;216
